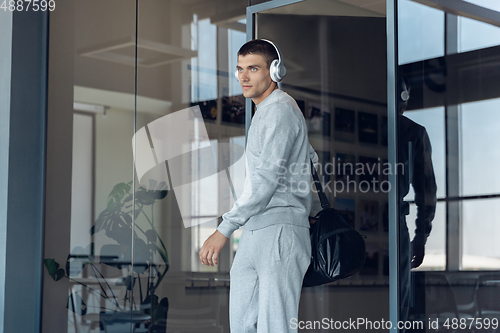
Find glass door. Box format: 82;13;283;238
252;0;391;330
43;0;248;332
397;0;500;331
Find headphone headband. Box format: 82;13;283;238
261;39;282;67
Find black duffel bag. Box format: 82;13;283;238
302;160;366;288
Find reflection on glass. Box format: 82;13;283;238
43;1;139;331
462;98;500;196
460;0;500;53
134;3;245;332
408;202;446;270
403;107;445;199
397;74;438;327
191;17;217;103
258;1;390;327
463;199;500;270
460;16;500;53
464;0;500;11
71;113;93;251
399;0;500;330
398;0;444;65
228;27;246;97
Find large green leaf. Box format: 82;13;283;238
134;181;168;206
155;297;169;320
91;209;134;245
107;182;132;212
44;258;65;281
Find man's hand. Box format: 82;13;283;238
411;234;426;268
199;230;228;266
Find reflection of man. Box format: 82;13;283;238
398;73;437;325
199;39;318;333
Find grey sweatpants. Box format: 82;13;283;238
229;223;311;333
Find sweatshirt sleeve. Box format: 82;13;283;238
217;104;300;238
412;128;437;238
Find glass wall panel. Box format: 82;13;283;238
133;1;250;332
45;0;258;330
44;1;500;332
398;0;500;330
43;1;138;332
258;0;390;327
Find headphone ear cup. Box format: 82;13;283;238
269;59;280;82
235;70;239;82
401;90;409;102
278;63;286;81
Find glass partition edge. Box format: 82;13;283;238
387;0;400;330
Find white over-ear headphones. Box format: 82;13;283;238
235;39;286;83
401;77;410;102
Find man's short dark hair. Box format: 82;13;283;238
238;39;279;69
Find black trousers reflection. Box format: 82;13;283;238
400;216;425;333
400;216;411;332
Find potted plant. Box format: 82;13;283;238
44;181;170;332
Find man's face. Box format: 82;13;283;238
236;53;275;105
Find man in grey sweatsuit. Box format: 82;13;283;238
199;39;318;333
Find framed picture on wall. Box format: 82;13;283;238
359;200;379;232
191;99;217;121
360;242;379;276
307;102;331;137
334;107;355;142
334;197;355;227
358;112;378;144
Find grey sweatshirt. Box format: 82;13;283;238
217;89;319;238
